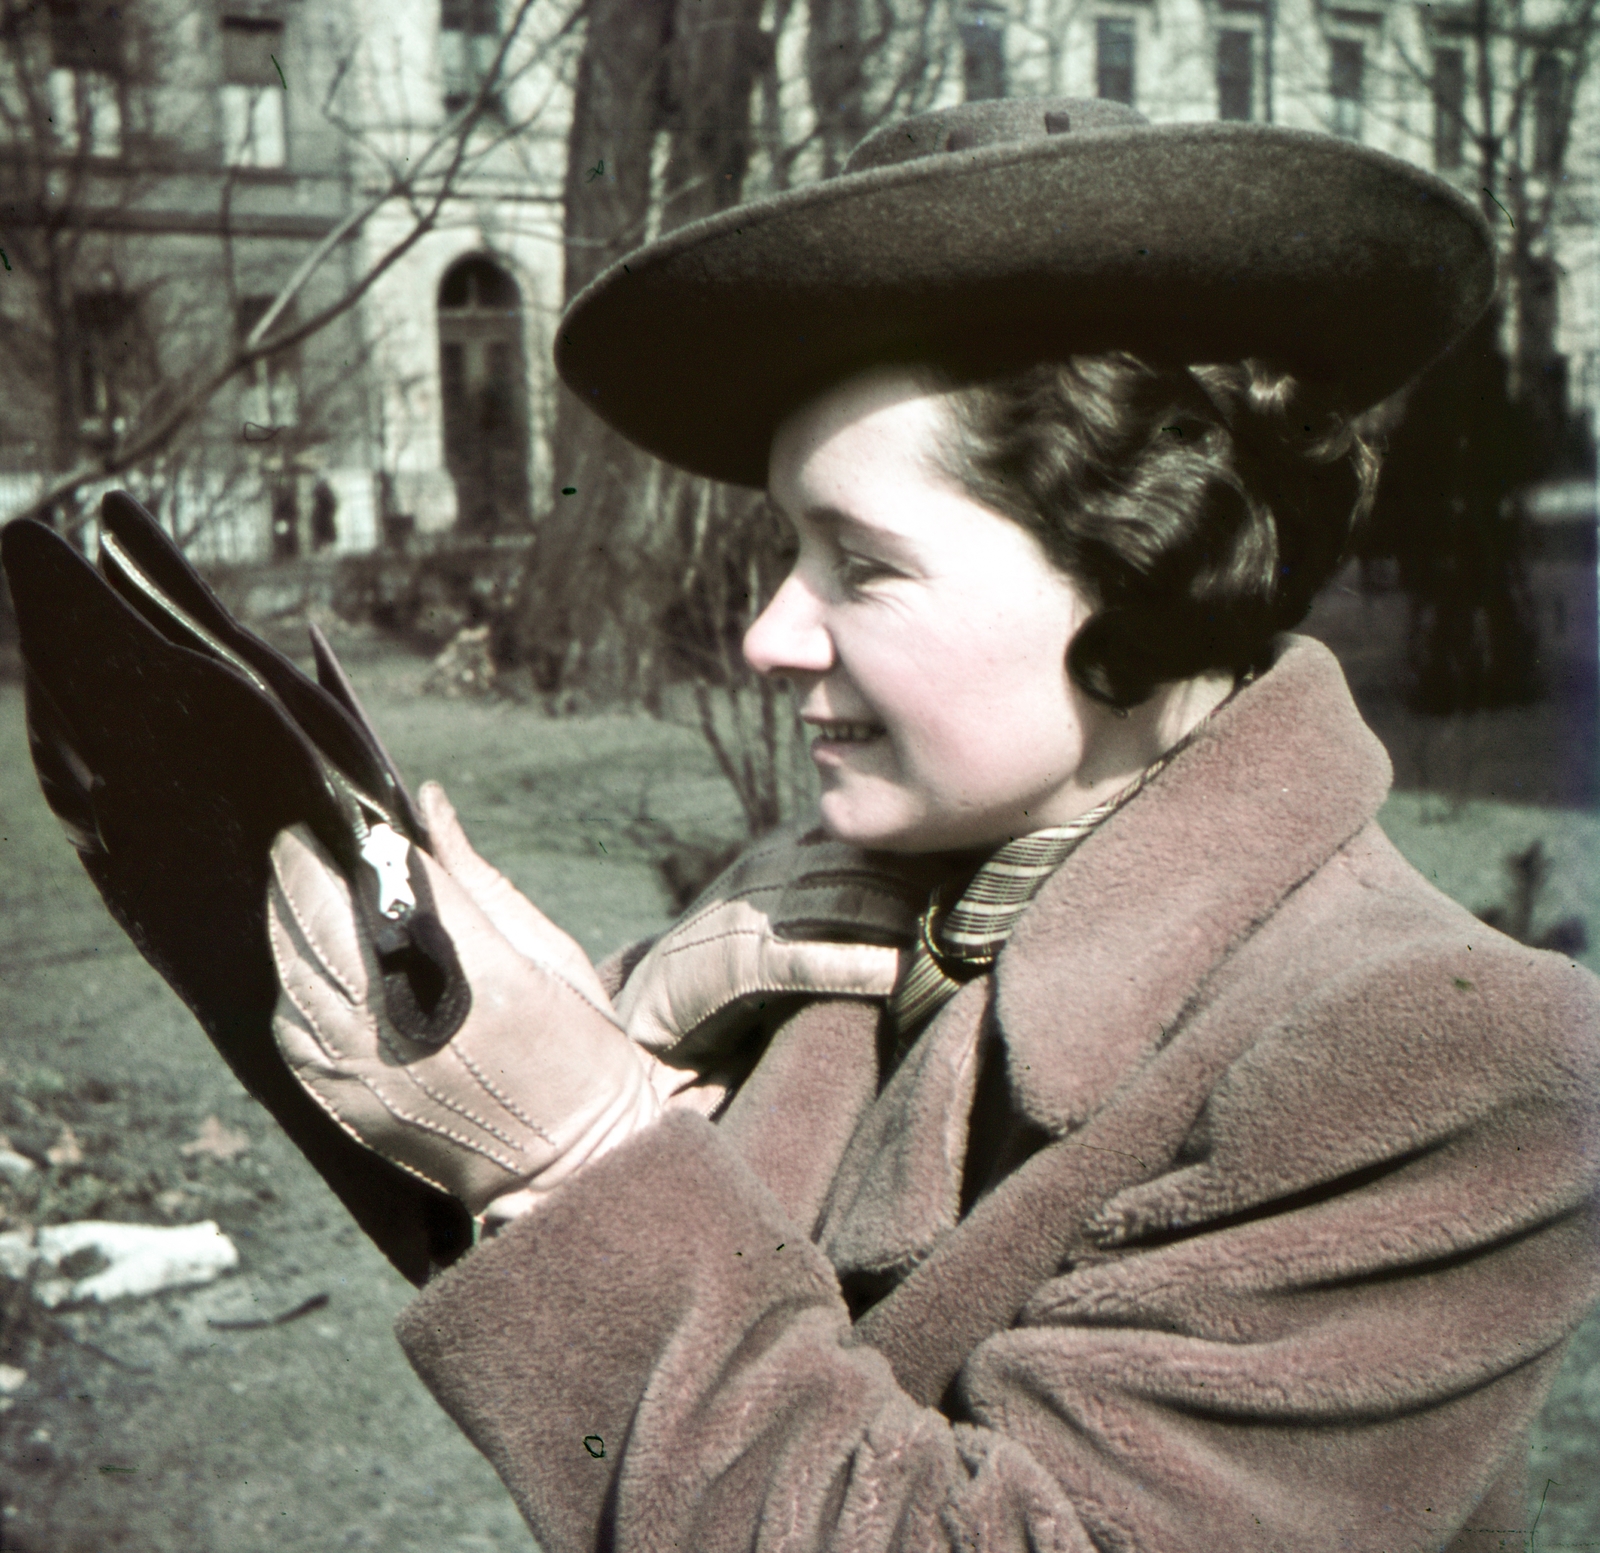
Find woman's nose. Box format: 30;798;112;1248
743;572;834;678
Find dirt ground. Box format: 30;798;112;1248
2;628;1599;1552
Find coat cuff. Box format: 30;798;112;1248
394;1108;842;1550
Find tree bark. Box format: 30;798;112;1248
516;0;773;690
658;0;771;232
513;0;674;685
807;0;868;177
560;0;674;301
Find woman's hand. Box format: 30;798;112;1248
266;821;662;1223
418;781;615;1017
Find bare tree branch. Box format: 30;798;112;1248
5;0;591;532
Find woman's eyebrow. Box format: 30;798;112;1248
800;505;917;556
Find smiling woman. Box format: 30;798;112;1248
752;366;1237;854
206;97;1600;1552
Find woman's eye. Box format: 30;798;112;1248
836;553;892;589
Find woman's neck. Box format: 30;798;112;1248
1032;670;1237;829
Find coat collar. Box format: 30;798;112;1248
816;977;987;1278
995;633;1392;1133
811;636;1391;1284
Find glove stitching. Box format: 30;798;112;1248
289;1064;458;1197
541;965;627;1021
355;1072;528;1175
659;923;779;955
273;991;351;1072
269;927;366;1066
660;924;901;958
560;974;626;1024
669;882;783;938
368;1027;532;1153
274;922;529;1167
284;1007;526;1183
271;874;362;1005
449;1044;560;1146
498;945;619;1024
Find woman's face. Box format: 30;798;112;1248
748;367;1174;855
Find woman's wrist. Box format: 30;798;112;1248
473;1064;665;1238
473;1186;547;1239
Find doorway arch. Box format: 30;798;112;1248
437;255;532;534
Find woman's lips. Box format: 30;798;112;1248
809;720;884;744
808;720;887;763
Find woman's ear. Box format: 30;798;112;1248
1064;644;1132;718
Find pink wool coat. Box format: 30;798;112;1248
396;635;1600;1553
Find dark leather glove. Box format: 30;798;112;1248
1;493;474;1281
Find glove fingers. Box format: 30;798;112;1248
419;781;538;934
272;974;544;1201
269;826;372;1004
272;998;508;1201
417;781;490;890
407;828;619;1021
419;782;543;931
268;880;382;1073
268;812;664;1217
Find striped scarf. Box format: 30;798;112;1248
882;719;1210;1074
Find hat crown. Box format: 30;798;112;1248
841;96;1150;175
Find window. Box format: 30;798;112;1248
1433;47;1465;170
440;0;501;115
47;0;122;157
221;17;286;169
960;4;1006;102
1532;52;1563;175
1217;29;1253;121
1329;37;1363;139
437;256;531;533
237;296;300;429
74;291;147;437
1096;18;1135;106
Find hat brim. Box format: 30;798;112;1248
556;121;1495;488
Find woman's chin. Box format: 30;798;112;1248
817;793;904;852
816;793;943;855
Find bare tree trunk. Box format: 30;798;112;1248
514;0;772;692
808;0;868;176
45;245;80;480
511;0;673;687
561;0;673;301
658;0;771;232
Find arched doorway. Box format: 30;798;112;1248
437;255;532;534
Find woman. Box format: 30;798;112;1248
266;99;1600;1550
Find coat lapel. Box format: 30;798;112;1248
851;636;1395;1401
816;979;989;1276
994;634;1392;1134
715;996;883;1232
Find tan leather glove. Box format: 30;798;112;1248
267;816;662;1225
618;822;939;1060
416;782;615;1017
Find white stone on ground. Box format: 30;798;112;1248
0;1220;239;1306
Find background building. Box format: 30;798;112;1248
2;0;1595;562
0;0;379;558
343;0;570;544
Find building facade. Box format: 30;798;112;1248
0;0;384;558
1;0;1594;558
963;0;1600;451
345;0;569;542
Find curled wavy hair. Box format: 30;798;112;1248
925;354;1381;711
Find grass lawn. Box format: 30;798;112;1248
1;632;1597;1550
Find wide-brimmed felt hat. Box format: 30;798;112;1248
555;97;1496;488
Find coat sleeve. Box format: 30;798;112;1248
394;945;1600;1553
